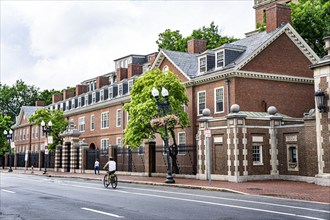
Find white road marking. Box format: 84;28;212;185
81;207;124;218
1;189;16;194
73;184;327;220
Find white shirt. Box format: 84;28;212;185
94;161;100;167
108;161;116;172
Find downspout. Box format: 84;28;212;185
225;79;230;114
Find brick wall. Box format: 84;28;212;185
63;89;75;100
128;64;143;78
117;68;128;82
96;76;109;89
76;85;88;96
187;39;207;54
52;94;63;104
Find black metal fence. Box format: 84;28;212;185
17;153;25;167
155;145;197;175
29;153;39;168
86;149;108;170
116;147;145;173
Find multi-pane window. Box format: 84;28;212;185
36;127;39;138
31;127;34;139
128;80;133;93
108;87;113;99
66;100;69;110
72;99;75;109
214;87;224;113
178;132;186;155
116;109;122;127
85;95;88;106
78;97;82;107
198;91;206;115
90;115;95;131
78;117;85;132
216;50;224;68
252;145;263;165
100;90;104;101
101;112;109;129
116;137;122;155
92;92;96;103
118;84;123;96
199;57;206;73
101;139;109;153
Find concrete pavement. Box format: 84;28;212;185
3;169;330;204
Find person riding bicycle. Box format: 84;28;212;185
103;157;116;175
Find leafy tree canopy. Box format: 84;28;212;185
38;89;62;106
123;69;189;149
289;0;330;57
28;108;68;150
156;22;238;52
0;114;13;155
0;80;39;121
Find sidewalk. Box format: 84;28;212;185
4;169;330;204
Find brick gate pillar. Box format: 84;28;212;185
70;137;80;173
55;145;62;172
226;104;247;182
79;139;88;173
268;106;282;176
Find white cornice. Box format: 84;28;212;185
235;24;319;71
184;70;314;87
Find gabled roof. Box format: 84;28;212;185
12;106;43;128
152;23;319;80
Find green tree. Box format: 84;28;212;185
28;108;68;150
123;69;189;149
156;29;186;52
156;22;238;52
0;114;13;155
289;0;330;57
0;80;39;121
38;89;62;106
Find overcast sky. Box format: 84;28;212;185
1;0;255;91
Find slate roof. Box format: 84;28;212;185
240;111;292;119
12;106;43;128
160;25;284;79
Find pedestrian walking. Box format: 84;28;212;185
94;159;100;175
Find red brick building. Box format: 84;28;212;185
9;2;329;186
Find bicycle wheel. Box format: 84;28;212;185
103;174;110;188
111;174;118;189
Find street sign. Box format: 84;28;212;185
204;128;211;137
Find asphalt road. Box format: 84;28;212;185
1;173;329;220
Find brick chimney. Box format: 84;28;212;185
52;93;63;104
149;52;158;66
96;76;109;89
76;84;88;96
35;101;45;107
187;39;207;54
266;3;291;33
128;64;143;78
116;68;128;82
63;89;75;100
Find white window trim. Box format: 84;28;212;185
101;111;109;129
101;138;109;152
116;109;122;127
214;87;225;114
178;132;186;155
100;90;104;101
90;114;95;131
85;94;88;106
78;117;85;132
92;92;96;103
78;97;82;108
215;49;225;69
252;144;263;166
108;87;113;99
197;90;206;116
198;56;206;74
128;80;134;93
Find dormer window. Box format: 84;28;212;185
216;50;224;68
109;87;113;99
100;90;104;101
199;57;206;73
72;99;75;109
118;84;123;96
92;92;96;103
78;97;82;107
66;100;69;110
128;80;133;93
85;94;88;106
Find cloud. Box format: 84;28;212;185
1;1;254;90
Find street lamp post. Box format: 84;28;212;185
3;129;13;172
41;120;52;175
151;87;175;184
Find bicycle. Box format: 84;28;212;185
103;171;118;189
